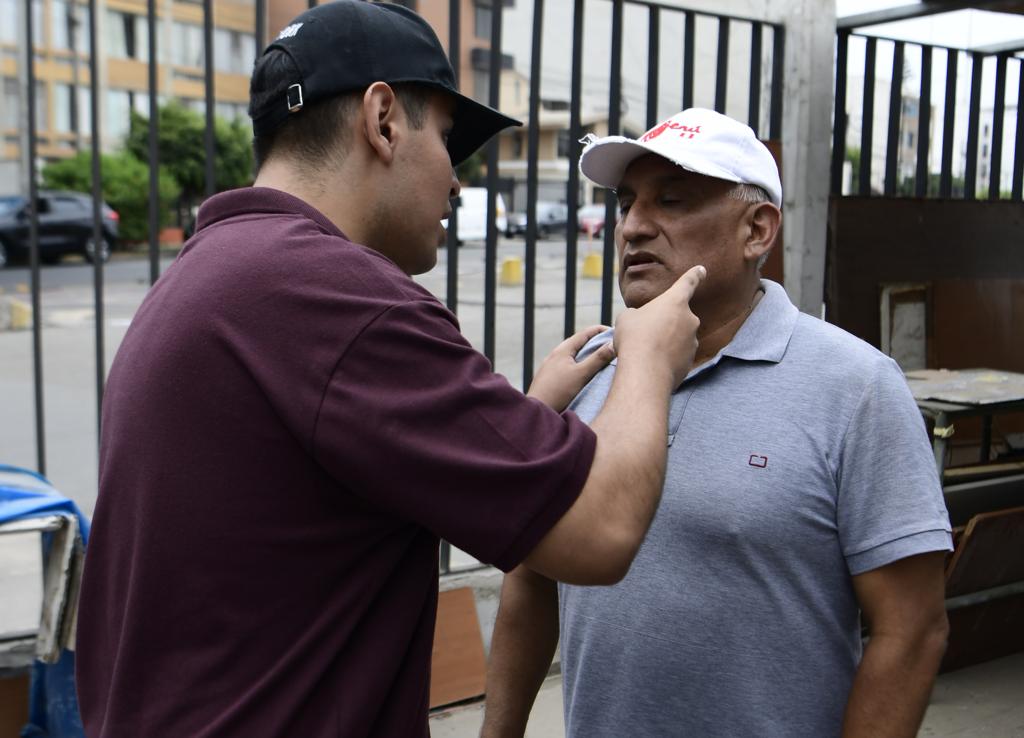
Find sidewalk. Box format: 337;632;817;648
429;650;1024;737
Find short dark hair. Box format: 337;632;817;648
249;48;435;173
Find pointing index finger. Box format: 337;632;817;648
666;265;707;304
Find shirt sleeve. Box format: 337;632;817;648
310;298;596;572
836;355;953;576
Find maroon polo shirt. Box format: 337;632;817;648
75;187;595;737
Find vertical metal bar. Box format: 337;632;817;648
963;55;986;198
522;0;544;389
148;0;160;285
884;41;904;196
859;36;876;196
682;11;694;110
769;25;784;139
521;6;543;382
483;0;504;364
940;49;958;198
715;17;729;114
442;0;459;576
445;0;460;314
645;7;659;129
602;0;623;326
25;0;46;474
1013;60;1024;201
963;53;982;199
915;45;932;197
256;0;267;52
203;0;216;199
831;30;849;195
564;0;584;339
88;0;105;431
989;54;1007;200
748;22;762;135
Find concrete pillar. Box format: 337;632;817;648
773;0;836;317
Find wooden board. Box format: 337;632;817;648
941;593;1024;673
429;587;487;709
945;505;1024;597
0;674;29;738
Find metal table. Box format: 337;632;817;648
906;368;1024;478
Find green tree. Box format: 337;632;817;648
126;100;253;218
42;151;181;244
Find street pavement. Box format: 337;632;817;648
428;653;1024;737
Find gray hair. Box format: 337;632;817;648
727;183;773;269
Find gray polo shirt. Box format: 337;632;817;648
559;279;951;738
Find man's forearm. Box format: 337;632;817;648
841;628;947;737
481;567;560;738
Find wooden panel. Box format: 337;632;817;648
430;587;487;709
0;674;29;738
941;593;1024;672
945;505;1024;597
826;197;1024;355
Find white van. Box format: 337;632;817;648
449;187;507;243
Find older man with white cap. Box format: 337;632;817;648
482;108;952;738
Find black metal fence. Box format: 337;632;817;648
832;30;1024;200
10;0;784;574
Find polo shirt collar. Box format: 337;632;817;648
683;279;797;383
195;187;346;240
720;279;798;364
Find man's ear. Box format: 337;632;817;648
361;82;399;165
744;202;781;264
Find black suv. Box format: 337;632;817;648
0;191;119;268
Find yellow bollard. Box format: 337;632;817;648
500;256;523;286
582;252;603;279
10;298;32;330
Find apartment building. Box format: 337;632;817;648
1;0;258;195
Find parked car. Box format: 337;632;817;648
446;187;508;243
0;191;118;268
505;201;569;237
577;203;614;238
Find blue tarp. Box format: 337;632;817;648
0;464;88;738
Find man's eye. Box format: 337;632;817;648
618;202;632;215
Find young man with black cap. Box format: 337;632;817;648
74;3;705;736
483;109;952;738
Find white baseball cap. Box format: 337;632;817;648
578;108;782;208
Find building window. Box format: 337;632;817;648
215;29;256;74
55;84;74;132
512;131;523;158
105;10;149;60
557;130;570;159
473;69;489;104
474;1;492;40
2;78;19;130
906;131;914;147
77;86;91;135
173;22;204;68
106;89;131;141
0;0;43;44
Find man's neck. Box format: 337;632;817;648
692;282;764;367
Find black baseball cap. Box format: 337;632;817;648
250;0;520;165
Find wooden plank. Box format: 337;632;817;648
945;506;1024;597
429;587;487;709
0;673;29;738
941;592;1024;672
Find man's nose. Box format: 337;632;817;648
619;201;656;243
